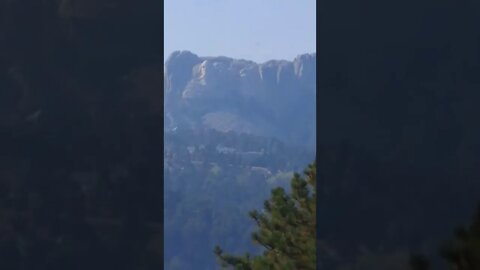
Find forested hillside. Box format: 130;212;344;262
163;50;316;269
164;127;314;269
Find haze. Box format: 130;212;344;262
164;0;316;63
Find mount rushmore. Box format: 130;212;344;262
164;51;316;150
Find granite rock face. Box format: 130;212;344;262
164;51;316;150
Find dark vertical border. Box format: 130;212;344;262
160;0;165;268
1;1;165;268
315;0;321;267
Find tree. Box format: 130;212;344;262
409;254;430;270
214;162;316;269
410;204;480;270
439;204;480;270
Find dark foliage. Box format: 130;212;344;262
164;128;314;269
214;162;316;270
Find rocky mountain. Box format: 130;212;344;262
164;51;316;150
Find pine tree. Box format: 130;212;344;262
409;254;430;270
214;162;316;269
439;204;480;270
409;204;480;270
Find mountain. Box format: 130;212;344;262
164;127;314;270
163;52;316;269
164;51;316;150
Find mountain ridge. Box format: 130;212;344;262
164;51;316;150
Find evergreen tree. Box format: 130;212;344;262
439;204;480;270
409;204;480;270
409;254;430;270
214;162;316;269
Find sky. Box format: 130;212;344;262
164;0;316;63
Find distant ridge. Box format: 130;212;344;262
164;51;316;150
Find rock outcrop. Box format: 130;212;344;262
164;51;316;150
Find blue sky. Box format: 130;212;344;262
164;0;316;63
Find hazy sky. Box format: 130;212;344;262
164;0;316;63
